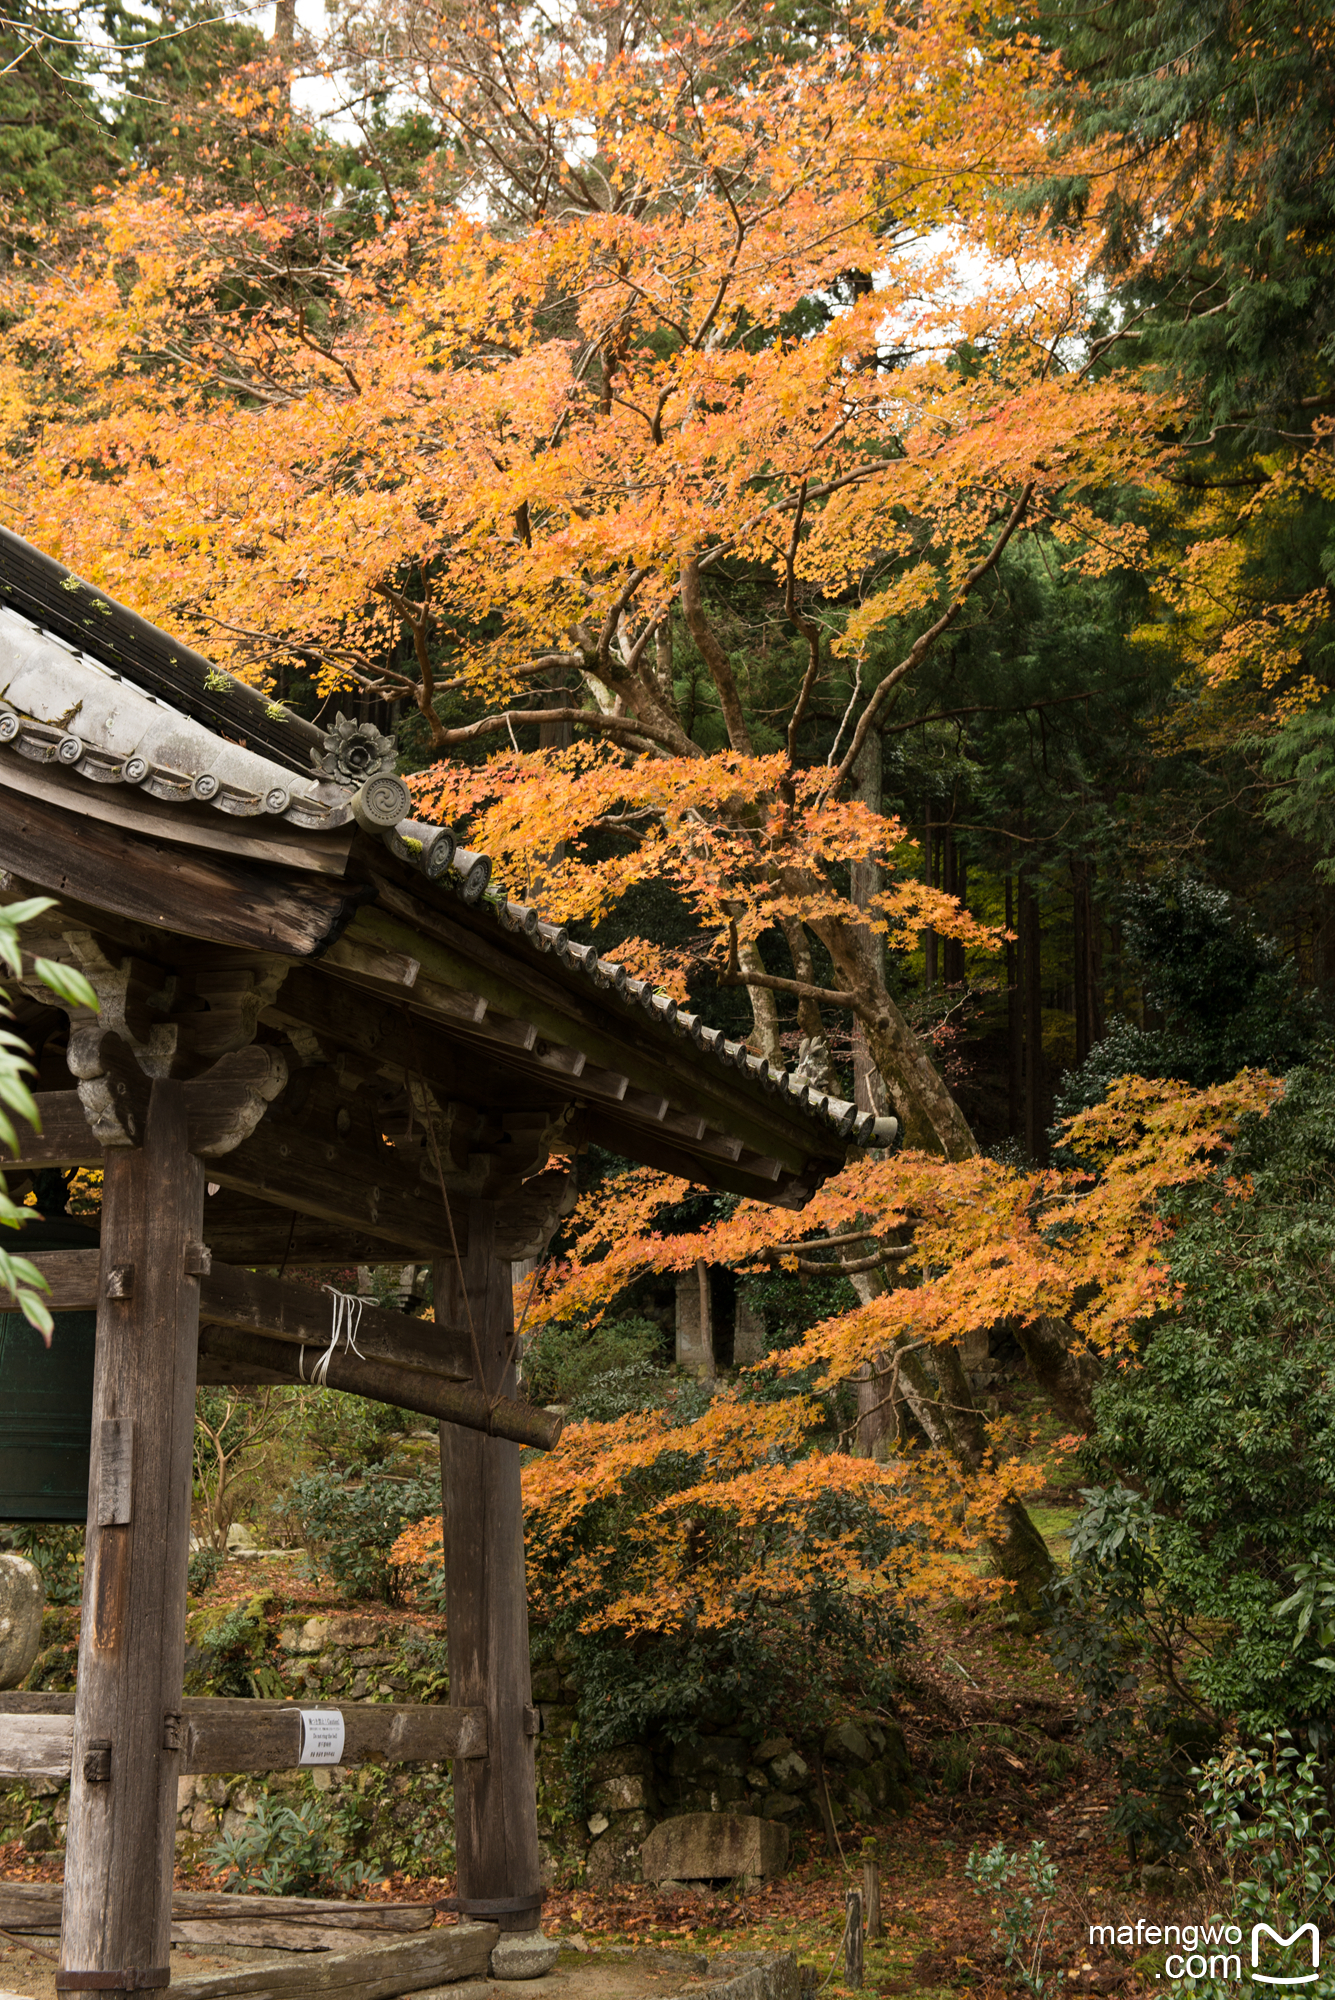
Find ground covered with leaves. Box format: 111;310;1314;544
0;1595;1186;2000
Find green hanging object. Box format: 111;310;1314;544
0;1212;99;1521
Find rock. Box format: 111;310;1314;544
590;1773;654;1812
584;1809;654;1888
760;1794;803;1820
279;1616;330;1655
641;1814;789;1885
587;1813;610;1836
225;1522;257;1550
489;1930;560;1980
0;1553;44;1690
823;1720;871;1766
21;1818;54;1853
587;1743;654;1783
755;1736;791;1762
768;1750;808;1789
671;1737;748;1778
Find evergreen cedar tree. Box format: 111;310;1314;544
0;0;1322;1621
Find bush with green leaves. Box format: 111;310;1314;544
965;1839;1063;2000
1180;1734;1335;2000
1075;1058;1335;1740
1045;1486;1212;1856
529;1389;915;1762
296;1385;422;1473
1;1523;83;1605
287;1468;438;1603
209;1793;379;1897
1054;879;1323;1140
520;1314;665;1410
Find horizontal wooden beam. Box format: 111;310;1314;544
0;1880;435;1939
199;1325;561;1451
24;1251;471;1386
0;1695;488;1777
200;1193;459;1266
172;1927;496;1998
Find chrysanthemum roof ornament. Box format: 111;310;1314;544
310;712;398;788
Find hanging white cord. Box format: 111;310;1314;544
299;1286;368;1386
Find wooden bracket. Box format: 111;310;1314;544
522;1705;540;1738
82;1740;112;1784
162;1715;183;1754
78;1031;153;1148
183;1243;211;1278
105;1263;134;1300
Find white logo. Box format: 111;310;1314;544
1252;1923;1321;1985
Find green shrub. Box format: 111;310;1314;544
288;1469;437;1603
210;1794;379;1896
1;1524;83;1605
965;1840;1063;1999
1075;1057;1335;1740
521;1314;664;1407
1181;1734;1335;2000
1045;1485;1207;1856
187;1547;225;1596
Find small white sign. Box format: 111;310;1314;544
298;1709;345;1767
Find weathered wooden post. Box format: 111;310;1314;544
60;1080;205;1995
434;1203;555;1981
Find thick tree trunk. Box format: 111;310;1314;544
1021;871;1045;1163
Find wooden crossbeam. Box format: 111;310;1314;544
19;1251;561;1450
0;1694;489;1777
199;1325;562;1450
23;1251;470;1385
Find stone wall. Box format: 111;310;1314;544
533;1665;912;1888
5;1601;913;1890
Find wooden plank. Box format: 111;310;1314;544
61;1080;205;1988
199;1326;562;1452
5;1098;473;1256
0;1711;72;1778
166;1923;496;1998
201;1193;464;1267
0;752;356;878
199;1263;472;1385
435;1211;546;1939
0;1699;489;1775
0;1883;433;1935
0;782;365;958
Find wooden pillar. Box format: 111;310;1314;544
434;1206;545;1941
61;1081;204;1995
1006;874;1022;1142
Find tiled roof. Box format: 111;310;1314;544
0;541;897;1156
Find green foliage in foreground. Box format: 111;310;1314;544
1182;1735;1335;2000
965;1839;1063;2000
1084;1056;1335;1734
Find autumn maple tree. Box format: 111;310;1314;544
0;0;1202;1609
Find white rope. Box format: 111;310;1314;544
298;1285;368;1387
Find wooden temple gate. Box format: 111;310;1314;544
0;527;894;1994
